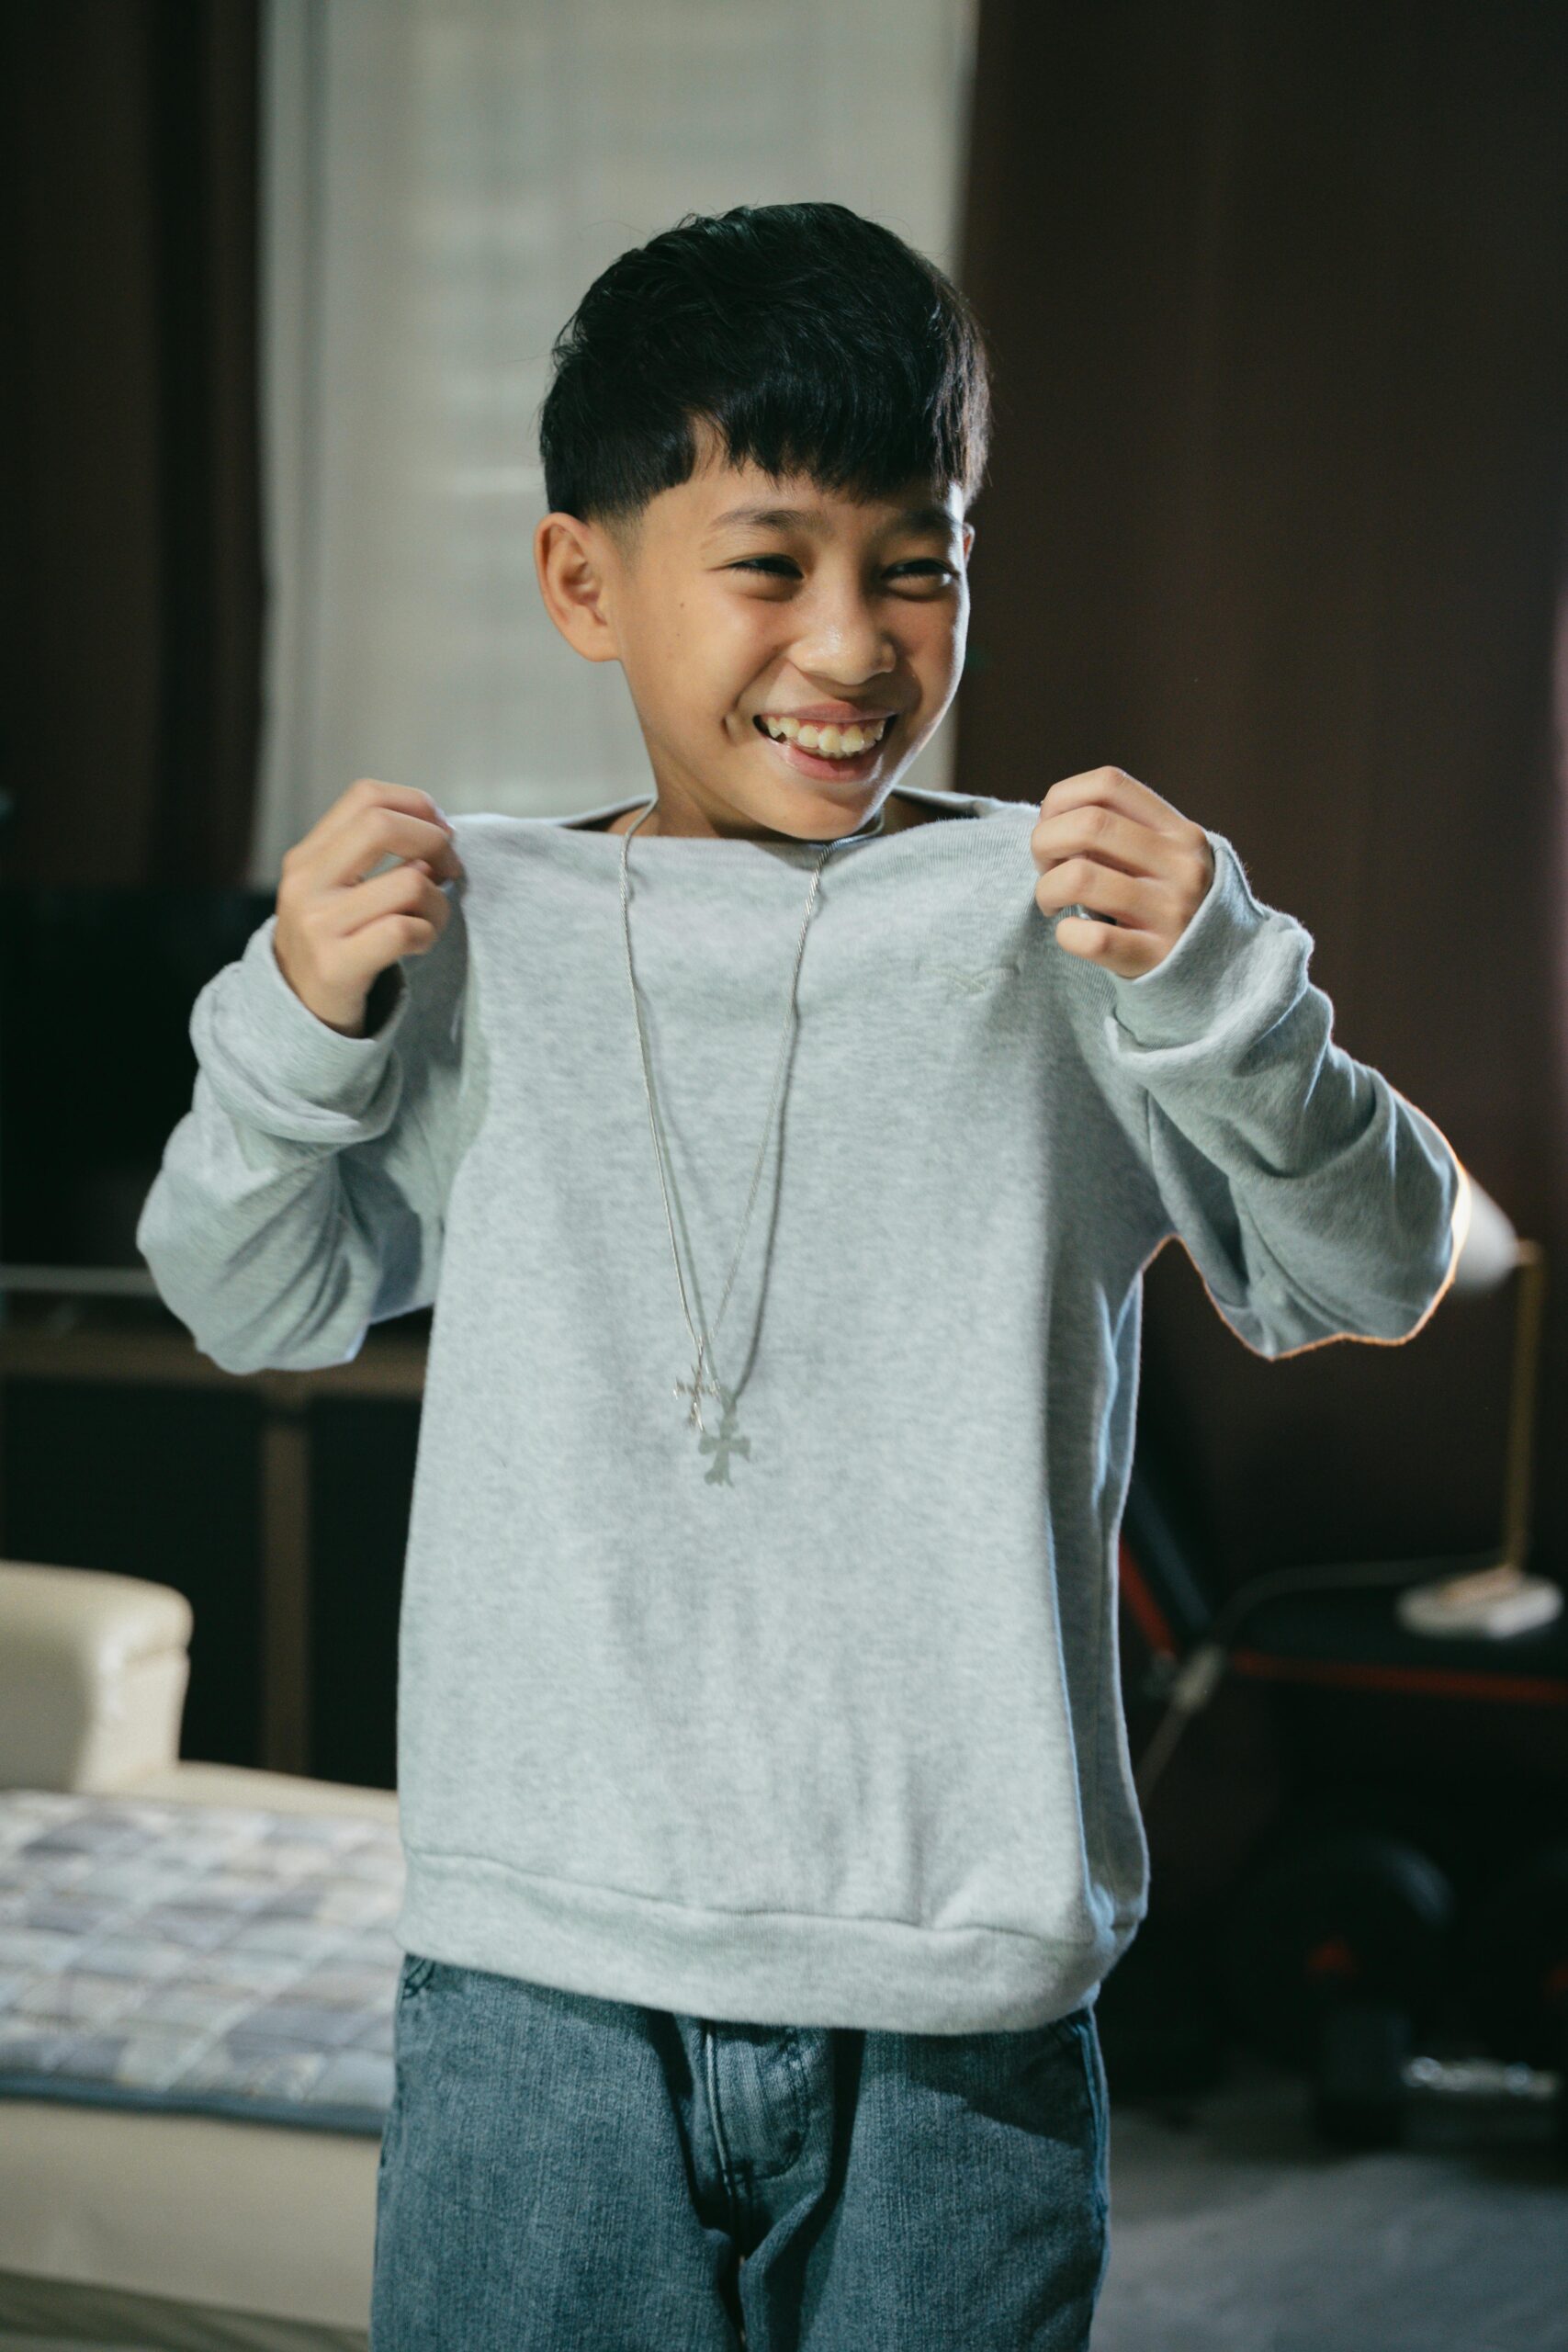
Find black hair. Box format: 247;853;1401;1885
536;201;992;561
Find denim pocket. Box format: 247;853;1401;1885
400;1951;438;2000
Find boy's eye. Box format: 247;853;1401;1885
729;558;956;582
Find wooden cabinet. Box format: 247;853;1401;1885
0;1293;428;1788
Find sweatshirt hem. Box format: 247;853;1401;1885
394;1841;1141;2035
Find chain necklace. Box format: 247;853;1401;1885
617;792;885;1485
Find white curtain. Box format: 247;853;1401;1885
254;0;981;885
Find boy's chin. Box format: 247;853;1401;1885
743;782;897;841
749;739;914;814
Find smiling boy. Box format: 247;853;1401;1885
138;200;1469;2350
534;414;973;843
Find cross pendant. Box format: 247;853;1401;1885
673;1354;724;1433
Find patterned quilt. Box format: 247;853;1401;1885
0;1790;406;2135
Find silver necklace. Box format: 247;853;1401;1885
618;793;884;1484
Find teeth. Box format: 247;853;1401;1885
759;714;889;757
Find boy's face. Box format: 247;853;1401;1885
535;419;976;839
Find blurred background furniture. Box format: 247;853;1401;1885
0;1555;396;2352
1100;1178;1568;2154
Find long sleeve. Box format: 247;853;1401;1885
135;880;469;1375
1093;830;1470;1359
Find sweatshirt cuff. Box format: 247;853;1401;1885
1104;830;1299;1047
190;914;414;1146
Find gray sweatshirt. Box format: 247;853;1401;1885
135;785;1467;2033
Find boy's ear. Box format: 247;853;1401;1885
534;512;622;663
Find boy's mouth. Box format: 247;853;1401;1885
751;710;897;783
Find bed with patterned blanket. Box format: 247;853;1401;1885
0;1789;403;2136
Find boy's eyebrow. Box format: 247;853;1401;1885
704;502;956;539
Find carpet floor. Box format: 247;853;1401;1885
1093;2045;1567;2351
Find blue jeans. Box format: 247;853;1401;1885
370;1953;1111;2351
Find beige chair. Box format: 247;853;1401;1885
0;1557;395;2352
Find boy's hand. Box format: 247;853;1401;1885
274;778;465;1036
1032;766;1214;978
